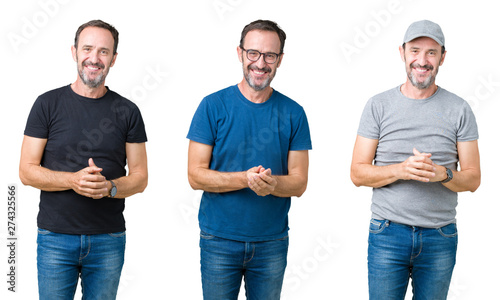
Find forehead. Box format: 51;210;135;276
406;36;441;50
78;26;114;48
243;30;281;52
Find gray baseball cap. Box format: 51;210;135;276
403;20;445;46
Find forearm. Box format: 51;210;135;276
438;166;480;192
111;172;148;198
188;168;248;193
271;174;308;197
19;164;72;192
351;163;400;188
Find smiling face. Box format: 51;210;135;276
400;36;446;90
238;30;282;92
72;26;117;89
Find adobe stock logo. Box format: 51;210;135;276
282;235;340;298
212;0;244;21
7;0;70;53
340;0;403;63
466;74;499;111
123;65;169;103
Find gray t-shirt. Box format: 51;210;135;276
357;86;478;228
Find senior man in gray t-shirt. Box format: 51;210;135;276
351;20;480;300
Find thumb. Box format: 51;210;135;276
88;158;96;167
413;148;432;158
262;168;272;176
87;158;103;174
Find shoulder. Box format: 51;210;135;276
36;85;70;102
272;89;306;112
106;89;142;111
203;85;236;103
369;86;401;105
30;86;72;114
196;85;240;114
435;87;469;105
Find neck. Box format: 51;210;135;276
237;80;273;103
400;81;438;100
71;79;107;99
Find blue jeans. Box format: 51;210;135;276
37;228;126;300
368;219;458;300
200;231;289;300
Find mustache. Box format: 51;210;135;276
410;62;434;71
83;61;105;69
249;65;272;73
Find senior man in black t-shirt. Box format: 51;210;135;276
19;20;148;300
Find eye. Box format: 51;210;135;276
247;50;260;59
265;53;277;60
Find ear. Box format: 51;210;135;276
439;50;446;66
276;53;284;68
71;45;77;62
398;45;405;62
110;52;118;68
237;46;243;63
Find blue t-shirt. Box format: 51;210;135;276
187;85;312;242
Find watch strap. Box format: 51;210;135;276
441;168;453;183
109;180;117;198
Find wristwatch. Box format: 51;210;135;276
441;168;453;183
109;180;117;198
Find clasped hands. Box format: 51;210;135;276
399;148;446;183
69;158;109;199
246;165;277;196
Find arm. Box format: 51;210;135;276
106;142;148;198
187;140;247;193
433;140;480;192
19;135;108;198
350;135;436;188
248;150;309;198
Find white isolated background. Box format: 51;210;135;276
0;0;498;299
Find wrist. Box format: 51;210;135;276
108;180;117;198
440;167;453;183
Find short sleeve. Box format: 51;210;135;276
456;101;479;142
187;97;217;146
24;96;50;139
357;98;381;140
289;108;312;151
126;105;148;143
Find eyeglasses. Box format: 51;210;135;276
241;47;281;64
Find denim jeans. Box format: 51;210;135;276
37;228;126;300
368;219;458;300
200;231;289;300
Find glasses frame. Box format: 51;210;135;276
240;47;282;64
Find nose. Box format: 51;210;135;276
416;52;427;66
254;54;267;68
88;49;99;63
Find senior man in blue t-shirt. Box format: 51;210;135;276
351;20;480;299
187;19;312;300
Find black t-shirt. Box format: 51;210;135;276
24;85;147;234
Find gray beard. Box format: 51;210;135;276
243;66;274;91
408;71;434;90
244;73;270;91
79;70;105;88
